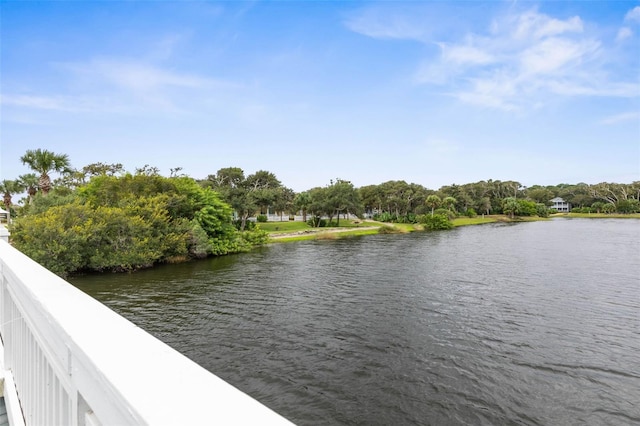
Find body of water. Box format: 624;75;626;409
71;219;640;425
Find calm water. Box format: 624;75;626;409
70;219;640;425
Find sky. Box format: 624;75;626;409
1;1;639;193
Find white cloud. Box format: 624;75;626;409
519;37;600;75
625;6;640;23
350;5;638;111
512;10;583;40
442;44;494;65
1;94;73;111
63;59;218;92
616;27;633;41
599;111;640;125
344;8;426;41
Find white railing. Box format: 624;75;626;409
0;238;294;425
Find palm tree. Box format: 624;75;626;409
425;194;441;216
0;179;24;213
20;149;71;195
502;197;519;219
442;196;457;213
18;173;39;203
294;191;312;222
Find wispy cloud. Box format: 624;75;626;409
344;5;429;41
599;111;640;125
61;58;223;92
2;56;241;116
1;94;77;111
616;27;633;42
349;5;638;111
625;6;640;23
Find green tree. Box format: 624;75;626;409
0;179;24;212
306;187;330;227
478;197;492;215
18;173;39;203
421;214;453;230
294;191;312;222
204;168;284;229
590;201;605;213
245;170;282;215
326;179;362;226
616;199;639;213
442;196;457;213
502;197;519;218
273;186;295;221
20;149;72;195
425;194;441;216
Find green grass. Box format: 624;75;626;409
265;214;565;244
258;221;311;233
452;217;497;227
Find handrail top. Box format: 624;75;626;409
0;240;294;425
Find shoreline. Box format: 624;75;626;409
265;213;640;243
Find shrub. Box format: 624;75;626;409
434;208;456;220
535;203;550;218
307;217;327;227
378;225;400;234
256;214;268;223
465;208;477;218
421;214;454;230
374;212;395;222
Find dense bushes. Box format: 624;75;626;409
421;214;454;230
373;212;419;223
11;174;268;277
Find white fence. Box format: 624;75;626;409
0;238;294;425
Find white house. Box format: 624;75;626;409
550;197;571;212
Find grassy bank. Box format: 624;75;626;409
263;215;541;242
262;211;637;242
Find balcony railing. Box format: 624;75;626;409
0;235;293;425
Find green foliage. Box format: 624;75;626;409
501;197;540;217
616;199;639;213
464;208;477;218
425;194;441;216
516;199;537;216
233;219;257;230
256;214;268;222
535;203;550;217
374;212;395;222
373;212;418;223
421;214;454;230
13;173;268;276
571;207;591;213
22;191;78;215
307;217;328;227
433;208;456;220
378;225;400;234
184;220;211;257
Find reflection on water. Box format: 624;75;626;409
71;219;640;425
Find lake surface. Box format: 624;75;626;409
70;219;640;425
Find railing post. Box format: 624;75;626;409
0;225;9;243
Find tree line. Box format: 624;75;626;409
2;149;638;275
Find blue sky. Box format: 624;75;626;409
1;1;639;192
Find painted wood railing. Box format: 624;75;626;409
0;238;293;425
